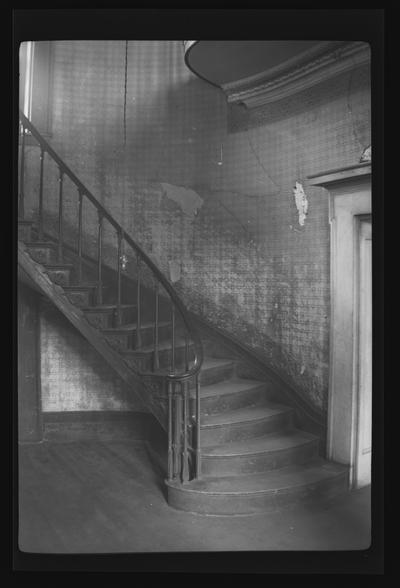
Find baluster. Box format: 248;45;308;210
195;374;201;478
153;280;159;370
18;126;26;219
38;148;45;240
181;381;190;482
97;210;103;305
77;190;83;283
136;253;142;348
171;302;176;373
57;168;64;262
167;381;173;481
184;332;189;372
173;383;182;479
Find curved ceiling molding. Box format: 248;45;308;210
184;40;371;108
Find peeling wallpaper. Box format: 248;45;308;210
23;41;371;411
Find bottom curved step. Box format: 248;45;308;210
166;459;349;515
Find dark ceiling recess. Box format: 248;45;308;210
184;40;325;87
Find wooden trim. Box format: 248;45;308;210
308;162;371;187
41;411;165;443
324;175;371;486
352;215;372;488
221;41;370;108
222;41;338;91
42;410;148;422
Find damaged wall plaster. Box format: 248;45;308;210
37;42;371;412
168;260;181;283
293;182;309;226
160;183;204;217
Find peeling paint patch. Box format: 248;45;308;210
160;183;203;217
293;182;309;226
168;260;181;283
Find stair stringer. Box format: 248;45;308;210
18;240;168;431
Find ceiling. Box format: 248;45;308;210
184;40;329;87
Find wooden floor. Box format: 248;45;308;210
18;440;371;553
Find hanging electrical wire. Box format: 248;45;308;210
123;40;129;145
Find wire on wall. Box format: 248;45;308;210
123;41;129;146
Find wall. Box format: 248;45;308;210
22;41;371;411
18;283;42;441
40;300;147;413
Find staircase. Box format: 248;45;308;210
17;112;349;515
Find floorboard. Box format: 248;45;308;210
18;440;371;553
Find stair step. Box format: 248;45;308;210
120;338;194;371
200;403;294;446
153;357;235;387
42;263;74;270
201;429;319;476
82;304;137;329
197;357;235;387
102;321;172;351
166;459;349;515
42;263;74;287
18;219;35;241
25;241;57;263
194;378;276;415
63;285;97;307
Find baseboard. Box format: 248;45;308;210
42;410;165;443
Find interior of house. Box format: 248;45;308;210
17;37;374;556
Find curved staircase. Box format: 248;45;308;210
17;113;349;516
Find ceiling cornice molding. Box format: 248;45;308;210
221;41;370;108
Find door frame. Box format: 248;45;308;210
353;214;372;488
308;163;371;488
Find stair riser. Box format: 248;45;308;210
166;473;348;515
155;345;195;371
121;355;149;372
18;224;32;241
201;411;293;447
45;268;72;287
27;246;57;264
104;324;172;352
201;440;320;477
189;363;235;389
136;324;172;349
123;345;194;372
65;290;95;307
198;385;271;416
84;307;136;330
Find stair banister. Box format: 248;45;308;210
18;110;204;482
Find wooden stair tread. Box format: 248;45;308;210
120;337;189;355
200;357;235;370
202;429;318;457
42;263;74;269
168;459;348;494
196;378;266;399
201;403;293;428
101;320;171;333
25;241;57;247
153;357;234;376
82;304;136;311
63;285;97;291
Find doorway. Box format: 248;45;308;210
307;163;371;490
